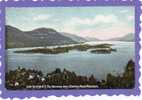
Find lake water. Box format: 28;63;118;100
6;41;135;80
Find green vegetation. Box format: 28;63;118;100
102;60;135;89
90;48;117;54
6;60;134;90
14;44;114;54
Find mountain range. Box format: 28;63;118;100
6;25;134;48
60;32;87;43
6;25;78;48
108;33;134;42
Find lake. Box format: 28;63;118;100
6;41;135;80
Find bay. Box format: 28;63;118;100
6;41;134;80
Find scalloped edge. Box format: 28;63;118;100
0;0;141;99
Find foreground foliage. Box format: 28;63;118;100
6;60;134;90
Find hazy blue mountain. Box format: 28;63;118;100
85;37;100;41
109;33;134;42
6;25;78;48
60;32;87;43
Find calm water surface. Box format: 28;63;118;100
6;41;135;80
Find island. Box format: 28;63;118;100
90;48;117;54
14;44;116;54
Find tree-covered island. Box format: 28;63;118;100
14;44;116;54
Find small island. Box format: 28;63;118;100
14;43;116;54
90;48;117;54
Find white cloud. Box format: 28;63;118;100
53;14;133;40
94;15;118;24
60;14;119;35
33;14;51;21
78;22;134;40
69;14;118;26
61;19;134;40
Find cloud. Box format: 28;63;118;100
94;15;118;24
127;16;134;21
33;14;51;21
59;14;125;39
69;14;118;26
120;10;129;13
61;18;134;40
60;14;119;35
78;23;134;40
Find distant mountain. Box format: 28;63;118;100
85;37;100;41
60;32;87;43
109;33;134;42
6;25;78;48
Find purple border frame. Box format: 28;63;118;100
0;0;141;98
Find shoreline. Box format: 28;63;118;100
6;41;134;50
13;43;115;54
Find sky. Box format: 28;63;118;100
6;7;135;40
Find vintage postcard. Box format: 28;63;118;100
0;0;141;98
